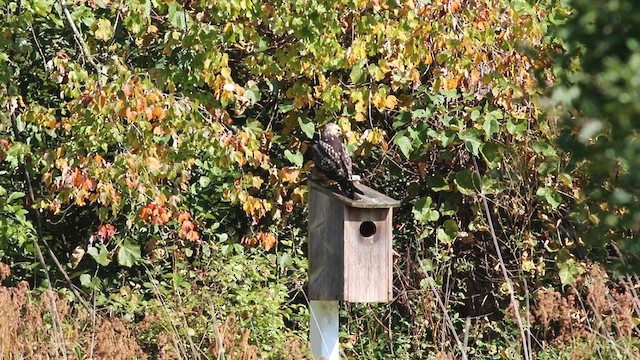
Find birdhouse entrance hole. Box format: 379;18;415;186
359;221;376;237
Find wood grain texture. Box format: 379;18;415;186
309;180;400;209
344;207;392;302
308;185;345;300
308;180;397;302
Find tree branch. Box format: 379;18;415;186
472;156;531;360
59;0;106;85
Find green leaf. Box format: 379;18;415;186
15;116;25;132
243;89;258;104
556;248;584;285
459;128;483;156
199;176;211;188
8;191;25;203
436;219;459;245
482;117;499;138
88;244;112;266
481;142;502;168
167;2;190;28
411;108;432;119
454;170;479;195
79;274;92;287
284;149;303;167
298;117;315;139
536;187;562;210
480;176;505;195
412;197;440;223
117;239;141;267
350;59;367;85
394;135;413;158
532;141;558;157
94;18;114;42
427;174;450;192
506;120;527;137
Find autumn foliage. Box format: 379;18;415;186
1;0;639;358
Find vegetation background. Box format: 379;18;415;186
1;0;639;358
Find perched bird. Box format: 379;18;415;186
310;123;364;199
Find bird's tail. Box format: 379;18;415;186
341;179;364;199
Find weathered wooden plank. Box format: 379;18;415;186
309;180;401;209
308;185;344;300
309;180;397;303
343;207;393;302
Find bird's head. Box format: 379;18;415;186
322;122;342;138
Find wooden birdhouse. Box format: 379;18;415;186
308;180;400;303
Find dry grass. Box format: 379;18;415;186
0;262;299;360
529;263;640;358
0;279;146;359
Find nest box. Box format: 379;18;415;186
308;180;400;302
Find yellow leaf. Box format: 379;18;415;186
378;59;391;74
385;95;398;109
94;19;113;42
278;167;301;183
424;52;433;65
258;231;276;251
469;69;481;86
443;76;460;90
70;246;85;269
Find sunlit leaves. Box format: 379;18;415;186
394;135;413;159
298;117;315;139
241;231;276;251
88;244;112;266
536;187;562;210
93;19;113;41
413;197;440;223
140;202;171;225
118;238;141;267
177;211;200;242
284;150;303;167
459;128;482;156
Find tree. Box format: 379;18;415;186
3;0;638;358
552;0;640;270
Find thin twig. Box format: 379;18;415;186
472;156;531;360
9;103;68;359
29;23;48;72
59;0;106;85
423;274;468;360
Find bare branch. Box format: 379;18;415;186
472;155;532;360
59;0;106;85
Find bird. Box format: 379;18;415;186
310;122;364;199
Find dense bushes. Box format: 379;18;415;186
1;0;639;358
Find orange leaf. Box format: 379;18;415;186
185;230;200;242
241;235;258;247
98;224;116;239
180;220;195;233
145;107;154;120
136;98;146;112
123;83;132;98
125;108;137;122
177;211;191;223
139;207;152;221
278;168;301;183
157;211;171;225
152;106;166;120
258;231;276;251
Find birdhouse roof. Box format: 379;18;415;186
309;180;401;209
